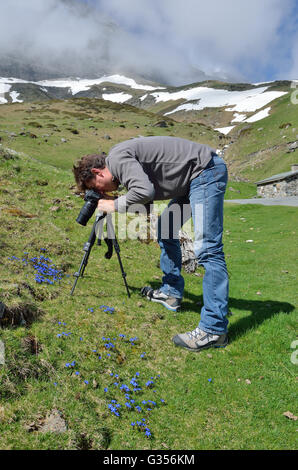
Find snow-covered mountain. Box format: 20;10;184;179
0;74;165;105
0;75;292;135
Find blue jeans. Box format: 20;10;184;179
157;155;229;334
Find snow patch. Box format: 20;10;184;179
231;113;247;123
252;80;275;86
0;83;11;104
35;74;162;95
10;91;23;103
245;106;271;123
102;92;132;103
0;77;28;85
162;86;287;115
215;126;235;135
226;91;286;112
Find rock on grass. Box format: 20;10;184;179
39;409;67;433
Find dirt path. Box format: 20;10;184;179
225;197;298;207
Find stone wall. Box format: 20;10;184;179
257;174;298;197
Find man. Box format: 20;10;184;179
73;136;229;351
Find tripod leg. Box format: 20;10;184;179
106;215;131;298
71;213;106;295
96;216;105;246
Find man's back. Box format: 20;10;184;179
106;136;216;212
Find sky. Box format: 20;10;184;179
0;0;297;85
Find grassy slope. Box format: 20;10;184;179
224;87;298;181
145;81;297;182
0;136;297;449
0;98;255;199
0;98;219;171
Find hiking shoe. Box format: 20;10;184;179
140;286;181;312
172;327;228;352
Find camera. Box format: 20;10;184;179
76;189;103;226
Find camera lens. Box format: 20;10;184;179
76;190;102;226
76;200;97;226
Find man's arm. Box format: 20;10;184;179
106;150;155;213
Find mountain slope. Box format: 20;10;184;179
0;74;297;182
0;97;219;171
224;90;298;181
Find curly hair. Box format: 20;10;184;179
73;153;107;191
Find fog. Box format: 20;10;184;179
0;0;297;85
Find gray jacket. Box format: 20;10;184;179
105;136;216;212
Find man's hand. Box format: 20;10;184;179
97;199;115;213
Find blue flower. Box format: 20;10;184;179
146;380;154;387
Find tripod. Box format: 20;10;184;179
70;212;130;297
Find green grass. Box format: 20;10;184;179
0;144;297;450
0;98;220;171
224;181;257;199
225;89;298;181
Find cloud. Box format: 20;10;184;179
0;0;297;84
0;0;113;77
